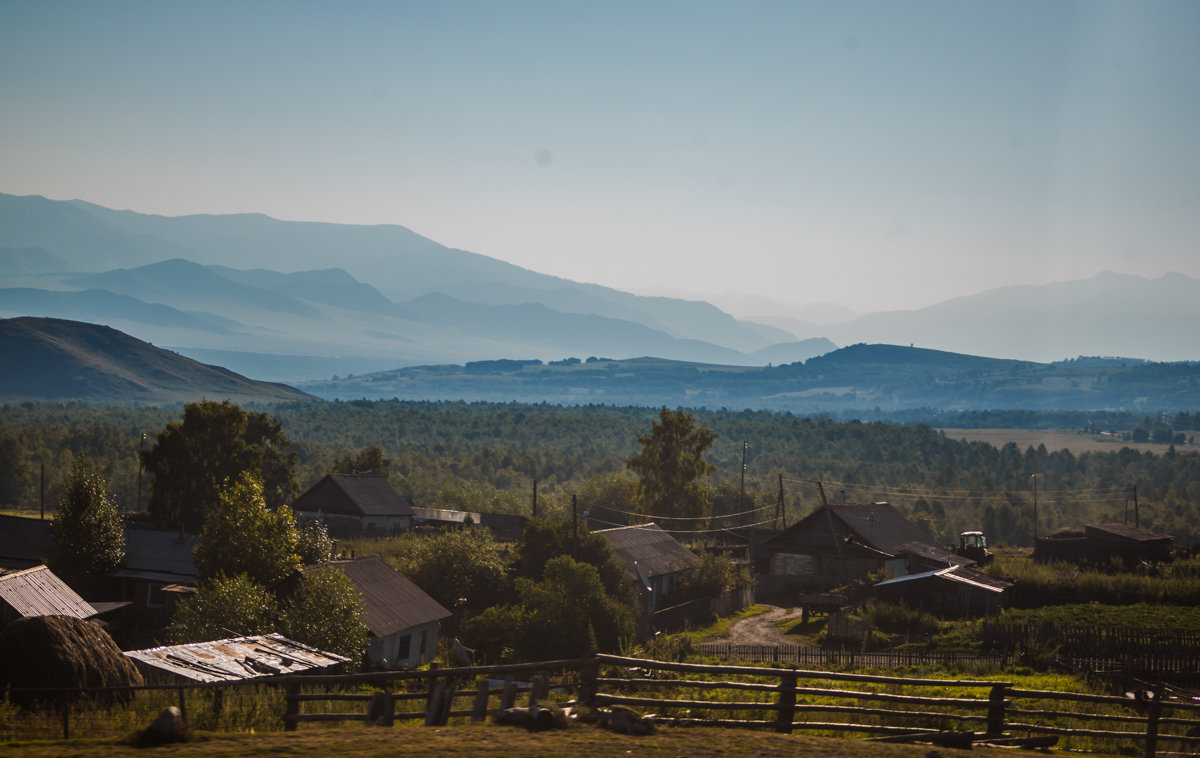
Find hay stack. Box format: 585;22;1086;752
0;615;143;706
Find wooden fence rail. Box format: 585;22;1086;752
7;653;1200;756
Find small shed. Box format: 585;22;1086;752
410;507;528;542
874;565;1012;617
105;527;198;630
279;556;450;669
1034;523;1174;567
0;565;97;628
292;475;414;537
598;523;699;613
125;633;348;684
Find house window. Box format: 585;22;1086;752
397;634;412;662
419;629;428;659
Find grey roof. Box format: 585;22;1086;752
598;523;699;579
296;556;450;638
125;633;347;683
0;564;97;620
292;475;415;518
0;515;51;570
115;528;197;585
765;503;943;560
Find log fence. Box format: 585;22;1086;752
6;653;1200;756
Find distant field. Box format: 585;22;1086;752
938;428;1184;455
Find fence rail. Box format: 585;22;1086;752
695;643;1009;668
7;653;1200;756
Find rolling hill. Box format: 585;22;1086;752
0;317;313;404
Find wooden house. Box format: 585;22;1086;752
1034;523;1174;567
291;474;414;538
598;523;700;614
762;502;968;590
278;555;450;669
874;564;1012;617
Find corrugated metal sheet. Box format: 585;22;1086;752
0;565;97;619
599;523;700;579
125;633;348;683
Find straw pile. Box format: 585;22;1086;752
0;615;144;706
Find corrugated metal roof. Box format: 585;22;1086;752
125;633;347;683
1086;523;1173;543
292;475;415;518
598;523;699;579
296;556;450;638
0;565;97;620
875;565;1012;593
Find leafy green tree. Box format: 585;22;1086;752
142;400;296;530
625;407;717;529
169;573;279;643
46;458;125;589
513;518;628;599
280;567;368;665
0;429;34;509
193;473;301;585
296;518;334;565
396;527;508;614
678;553;751;600
331;445;391;480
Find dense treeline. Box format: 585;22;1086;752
3;399;1200;547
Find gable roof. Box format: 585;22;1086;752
0;564;97;621
292;475;415;518
294;555;450;638
598;523;700;579
125;633;347;683
1085;523;1173;543
765;503;941;559
875;564;1012;593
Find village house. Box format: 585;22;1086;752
277;555;450;669
410;506;528;542
598;522;700;614
291;474;414;538
761;502;969;591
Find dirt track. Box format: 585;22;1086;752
715;605;803;646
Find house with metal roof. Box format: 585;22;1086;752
125;633;348;684
762;502;969;590
277;555;450;669
410;507;528;541
291;474;414;537
598;523;700;614
0;564;98;628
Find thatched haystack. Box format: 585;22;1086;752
0;615;143;706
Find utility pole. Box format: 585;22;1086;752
739;441;747;512
777;473;785;529
571;494;578;557
1132;485;1139;528
39;461;45;520
1032;474;1041;544
532;479;538;519
136;432;146;513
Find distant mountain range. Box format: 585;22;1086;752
0;317;311;404
1;193;1197;388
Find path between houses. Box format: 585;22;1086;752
715;604;805;646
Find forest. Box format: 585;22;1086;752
3;399;1200;549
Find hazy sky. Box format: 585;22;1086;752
2;1;1198;313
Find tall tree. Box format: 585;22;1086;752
280;567;369;665
193;473;301;585
625;407;718;529
331;445;391;480
397;527;508;614
141;400;296;530
46;458;125;589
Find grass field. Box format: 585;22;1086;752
0;723;1055;758
937;428;1181;455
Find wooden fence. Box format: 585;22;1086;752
8;654;1200;756
695;643;1010;669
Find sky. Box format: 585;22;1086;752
2;0;1198;314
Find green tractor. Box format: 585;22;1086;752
956;530;993;565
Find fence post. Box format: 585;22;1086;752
425;680;448;726
500;678;517;709
1145;696;1162;758
283;683;299;732
471;678;491;723
775;669;797;733
177;686;188;724
987;683;1009;736
528;674;549;706
60;695;70;740
579;658;599;710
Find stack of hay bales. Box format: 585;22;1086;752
0;615;143;707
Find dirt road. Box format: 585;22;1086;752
715;605;804;646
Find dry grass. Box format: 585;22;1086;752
937;428;1181;455
0;723;1055;758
